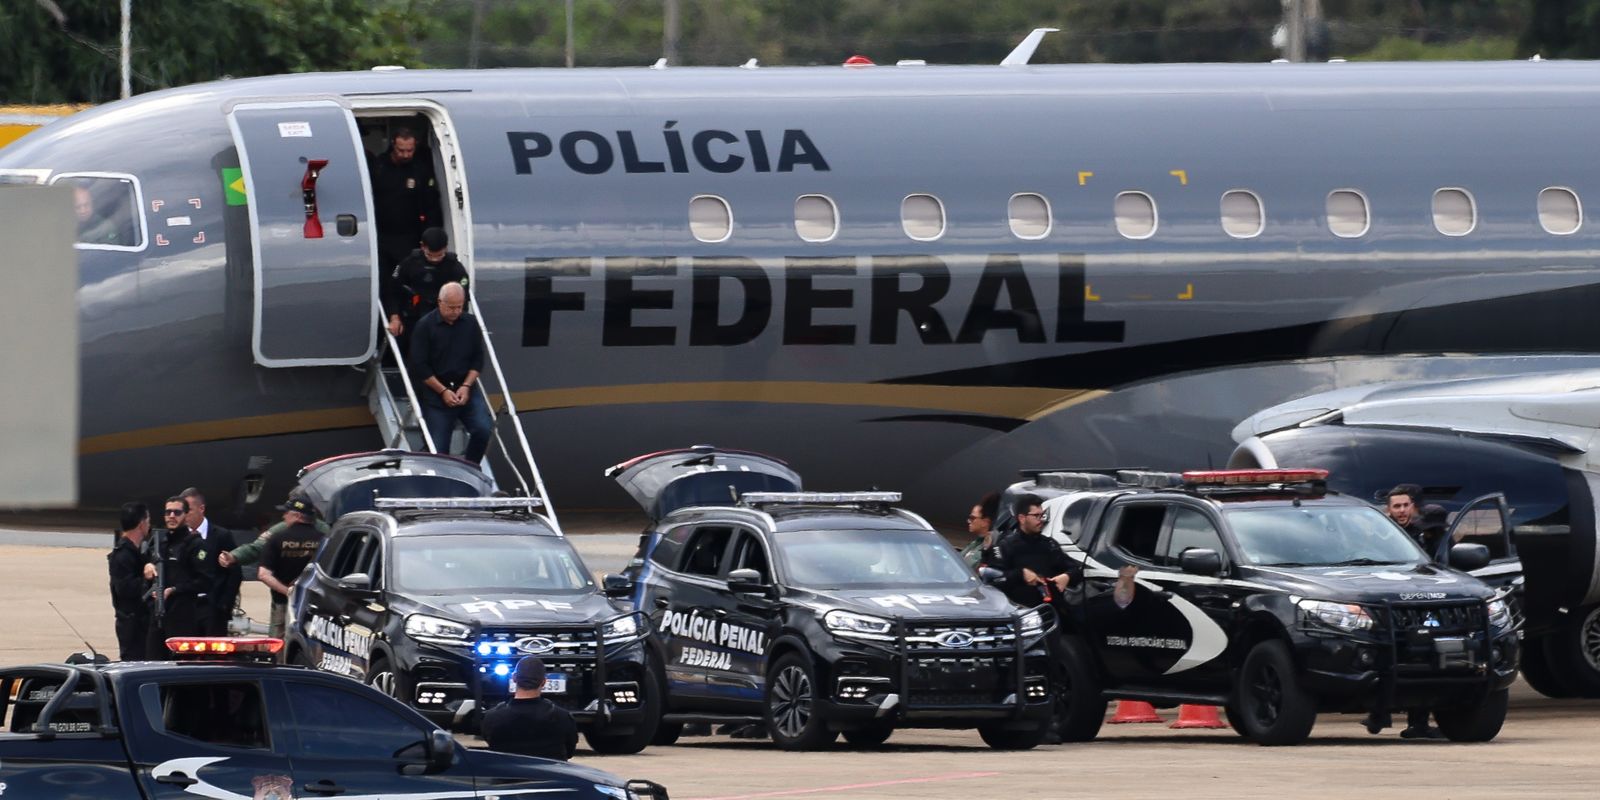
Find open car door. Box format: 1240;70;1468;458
606;445;802;521
1448;492;1518;581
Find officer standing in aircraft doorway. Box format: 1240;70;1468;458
371;126;441;292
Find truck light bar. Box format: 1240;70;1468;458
741;491;901;506
1116;470;1185;489
373;497;545;510
165;637;284;656
1183;469;1329;486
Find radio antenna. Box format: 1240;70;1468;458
48;601;102;661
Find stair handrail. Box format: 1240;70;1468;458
467;294;561;534
383;329;438;454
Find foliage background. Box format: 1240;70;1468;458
0;0;1578;103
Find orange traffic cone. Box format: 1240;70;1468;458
1169;704;1228;729
1107;700;1164;724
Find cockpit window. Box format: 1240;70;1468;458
50;173;145;250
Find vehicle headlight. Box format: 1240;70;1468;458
404;613;473;645
602;613;646;644
1296;599;1374;633
1019;609;1045;634
1487;597;1513;631
823;609;894;640
593;784;635;800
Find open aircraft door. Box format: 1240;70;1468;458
227;99;378;367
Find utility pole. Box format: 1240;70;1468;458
468;0;485;69
565;0;575;67
1284;0;1305;62
119;0;132;98
663;0;680;65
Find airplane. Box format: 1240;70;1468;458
4;45;1600;695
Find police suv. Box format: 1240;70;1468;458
282;452;660;754
0;637;667;799
611;447;1055;750
995;468;1520;746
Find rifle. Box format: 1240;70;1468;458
151;526;168;631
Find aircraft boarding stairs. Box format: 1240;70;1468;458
361;298;561;531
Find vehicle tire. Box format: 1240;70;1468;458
1433;688;1510;743
1223;703;1249;737
841;723;893;748
366;656;406;700
1234;640;1317;746
1053;634;1107;742
977;721;1049;750
651;721;684;746
585;658;665;755
1542;605;1600;697
1518;636;1576;699
764;652;836;750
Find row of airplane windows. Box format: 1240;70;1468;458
686;187;1588;244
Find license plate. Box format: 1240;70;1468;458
544;673;567;694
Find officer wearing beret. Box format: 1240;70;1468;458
481;656;579;761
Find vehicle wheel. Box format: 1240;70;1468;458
651;721;684;746
1518;636;1575;698
1234;640;1316;746
764;652;836;750
1542;605;1600;697
585;658;665;755
1053;634;1107;742
977;722;1048;750
1434;688;1509;742
1223;703;1249;737
366;656;403;699
841;723;893;748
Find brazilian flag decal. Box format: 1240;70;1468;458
222;167;247;206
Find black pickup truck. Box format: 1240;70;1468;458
0;639;667;800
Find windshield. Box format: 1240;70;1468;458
1226;505;1428;567
775;528;976;588
392;534;592;594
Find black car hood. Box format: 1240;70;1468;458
414;591;626;626
457;746;623;787
1243;562;1497;602
793;583;1025;620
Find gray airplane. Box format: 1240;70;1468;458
5;55;1600;693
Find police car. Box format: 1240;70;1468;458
282;452;661;754
994;468;1520;746
0;637;668;799
611;447;1055;751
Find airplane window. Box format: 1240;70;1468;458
1326;190;1370;238
1220;190;1264;238
52;173;144;249
1432;188;1476;236
1539;187;1582;235
1114;191;1157;239
794;194;838;242
901;194;945;241
689;195;732;243
1008;192;1051;239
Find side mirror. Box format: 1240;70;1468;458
1449;543;1491;572
426;728;455;772
727;568;770;595
602;573;634;599
340;572;373;591
1179;548;1224;576
978;567;1005;585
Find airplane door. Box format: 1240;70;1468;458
226;99;378;367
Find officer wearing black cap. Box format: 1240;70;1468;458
384;226;469;341
258;491;325;639
481;656;579;761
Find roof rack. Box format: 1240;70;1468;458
373;497;545;511
741;491;901;508
1117;470;1185;489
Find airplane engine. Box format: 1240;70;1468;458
1231;424;1600;697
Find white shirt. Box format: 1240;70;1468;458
194;518;210;540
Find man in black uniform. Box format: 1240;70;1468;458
108;502;152;661
385;227;470;339
988;493;1077;609
371;127;441;281
1369;482;1446;739
410;283;492;462
258;491;326;640
142;496;219;642
180;487;241;636
481;656;579;761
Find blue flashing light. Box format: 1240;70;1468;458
496;644;512;656
493;663;511;677
476;642;492;656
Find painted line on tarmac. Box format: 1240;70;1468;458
687;771;1002;800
